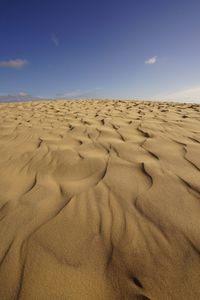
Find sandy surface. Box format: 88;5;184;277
0;99;200;300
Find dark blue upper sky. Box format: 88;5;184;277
0;0;200;101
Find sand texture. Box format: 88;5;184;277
0;99;200;300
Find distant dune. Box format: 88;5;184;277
0;99;199;299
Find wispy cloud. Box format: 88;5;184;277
51;34;59;47
0;92;40;102
163;86;200;103
145;56;157;65
56;87;103;99
17;92;29;97
0;59;28;69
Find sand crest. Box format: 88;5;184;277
0;99;200;299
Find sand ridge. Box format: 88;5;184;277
0;99;200;299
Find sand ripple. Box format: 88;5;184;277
0;99;200;299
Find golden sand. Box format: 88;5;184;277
0;99;199;299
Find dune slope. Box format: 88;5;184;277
0;99;200;300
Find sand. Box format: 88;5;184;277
0;99;199;300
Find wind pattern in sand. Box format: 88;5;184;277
0;100;200;299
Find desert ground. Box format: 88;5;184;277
0;99;199;300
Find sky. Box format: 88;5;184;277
0;0;200;102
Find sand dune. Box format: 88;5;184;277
0;99;200;299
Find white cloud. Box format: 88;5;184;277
145;56;157;65
56;87;104;99
163;86;200;103
0;59;28;69
0;92;40;102
51;34;59;47
17;92;29;97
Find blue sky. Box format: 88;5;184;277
0;0;200;102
